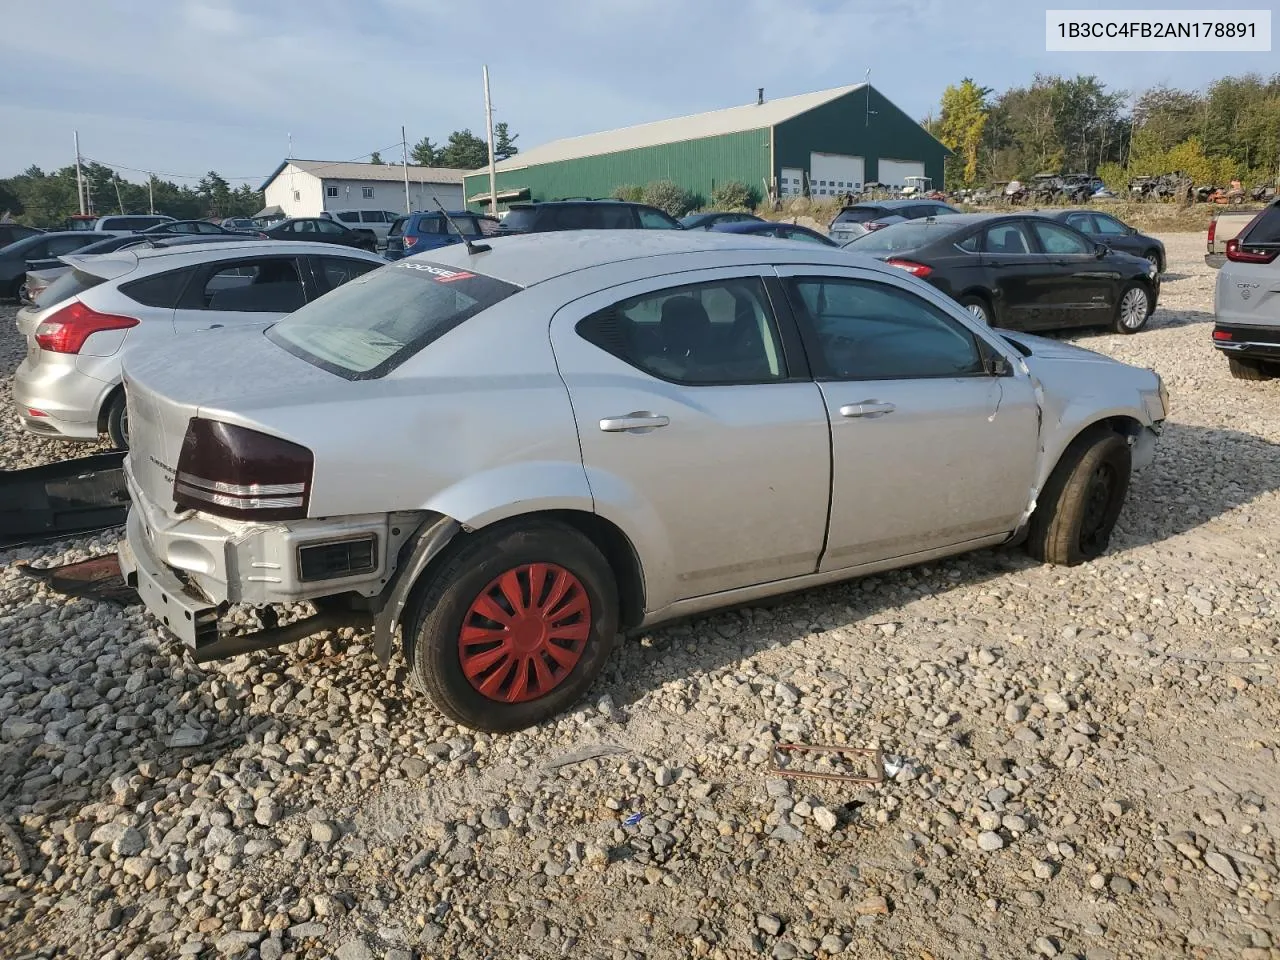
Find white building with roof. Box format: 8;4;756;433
258;160;466;220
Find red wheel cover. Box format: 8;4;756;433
457;562;591;703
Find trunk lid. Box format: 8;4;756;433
122;329;341;513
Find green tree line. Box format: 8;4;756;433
926;72;1280;190
0;162;261;227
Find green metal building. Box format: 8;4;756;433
463;83;949;212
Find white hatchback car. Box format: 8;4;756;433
13;241;386;447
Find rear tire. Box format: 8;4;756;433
1228;357;1273;381
407;520;619;732
105;392;129;450
1143;251;1162;273
1026;429;1131;566
959;294;993;326
1112;283;1151;334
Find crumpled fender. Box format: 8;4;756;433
372;513;461;663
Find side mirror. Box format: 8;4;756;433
1095;243;1108;258
985;353;1011;377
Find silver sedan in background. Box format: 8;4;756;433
118;231;1167;732
12;240;385;447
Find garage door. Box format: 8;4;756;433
878;159;925;189
809;152;864;198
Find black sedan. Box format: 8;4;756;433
711;220;838;245
261;217;377;252
680;211;763;231
845;213;1160;333
1047;209;1166;273
0;230;125;300
141;219;248;237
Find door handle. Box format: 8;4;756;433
839;400;896;419
599;413;670;432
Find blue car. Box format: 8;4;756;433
385;211;498;260
710;220;839;246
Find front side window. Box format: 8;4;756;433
576;277;786;385
267;261;520;379
1032;221;1092;255
982;222;1034;255
787;277;983;381
1092;215;1130;237
362;186;375;199
336;211;360;223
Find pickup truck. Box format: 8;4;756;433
1206;209;1264;268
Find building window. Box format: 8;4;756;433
326;186;339;198
293;190;300;202
362;186;375;199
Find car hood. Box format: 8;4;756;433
999;331;1120;365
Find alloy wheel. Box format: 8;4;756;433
1119;288;1148;329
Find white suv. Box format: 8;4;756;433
1211;199;1280;380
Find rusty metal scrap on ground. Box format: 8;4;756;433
768;742;884;785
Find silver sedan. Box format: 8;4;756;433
118;231;1167;731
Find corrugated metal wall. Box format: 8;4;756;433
463;129;771;212
773;88;947;191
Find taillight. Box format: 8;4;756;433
402;235;418;248
1207;219;1216;247
34;302;139;354
884;258;933;278
1226;238;1278;264
1212;329;1233;341
173;418;313;521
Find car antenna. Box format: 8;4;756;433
433;200;490;255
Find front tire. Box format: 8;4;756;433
407;520;619;732
1026;429;1132;566
1228;357;1273;381
1113;283;1151;334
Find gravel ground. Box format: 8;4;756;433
1;233;1276;960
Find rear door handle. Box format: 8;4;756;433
599;413;670;432
839;400;896;419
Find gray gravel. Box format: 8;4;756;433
1;234;1277;959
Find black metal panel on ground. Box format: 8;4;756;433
0;451;129;548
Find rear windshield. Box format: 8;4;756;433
832;207;886;225
387;217;406;237
36;268;106;308
266;261;519;380
1241;204;1280;246
846;221;951;253
497;208;538;233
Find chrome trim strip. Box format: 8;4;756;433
179;475;305;496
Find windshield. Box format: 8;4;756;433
846;221;950;254
832;207;886;225
266;261;520;380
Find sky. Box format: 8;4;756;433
1;0;1275;188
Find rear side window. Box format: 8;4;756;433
37;268;108;308
336;212;360;223
1242;204;1280;245
266;261;520;379
413;217;445;235
982;222;1034;255
193;258;304;312
120;268;195;308
576;277;786;385
361;211;384;223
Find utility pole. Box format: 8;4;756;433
112;175;124;214
484;65;498;215
74;130;86;215
147;174;155;215
401;125;412;213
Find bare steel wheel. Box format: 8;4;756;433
1026;428;1131;565
407;520;619;731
